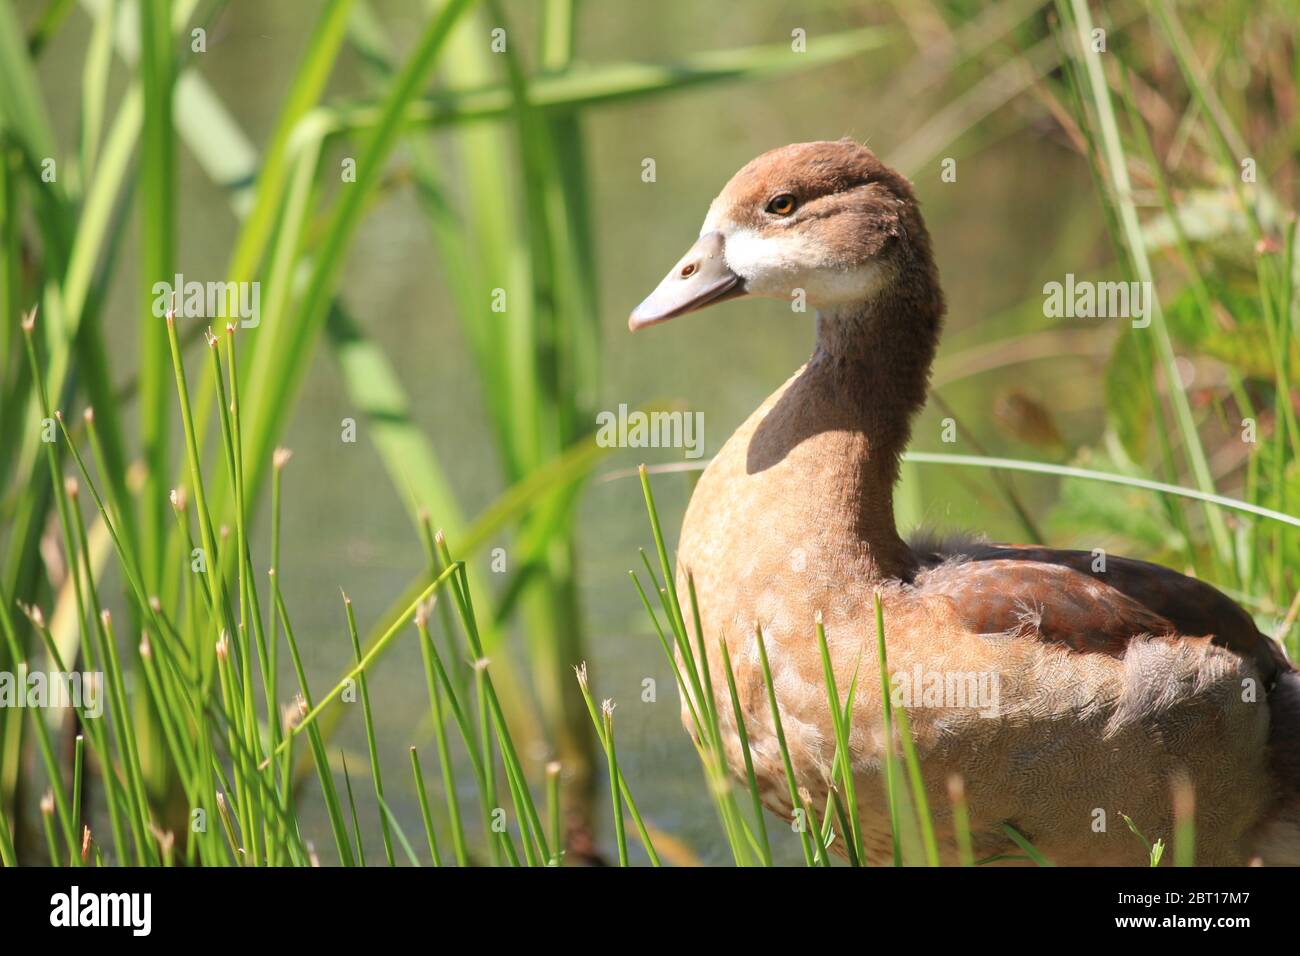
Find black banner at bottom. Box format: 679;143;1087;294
0;864;1277;943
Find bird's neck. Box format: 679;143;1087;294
812;296;937;460
788;294;938;580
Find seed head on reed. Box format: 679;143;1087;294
126;460;147;492
281;698;306;735
1256;235;1282;255
149;823;175;853
947;774;965;804
19;602;45;629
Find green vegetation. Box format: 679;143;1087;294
0;0;1294;866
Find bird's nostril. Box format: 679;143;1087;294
680;262;698;278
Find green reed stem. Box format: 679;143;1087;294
410;747;442;867
344;592;394;866
752;624;817;867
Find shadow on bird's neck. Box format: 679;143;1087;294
743;279;943;581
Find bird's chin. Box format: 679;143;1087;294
733;259;893;311
729;266;822;303
794;262;894;312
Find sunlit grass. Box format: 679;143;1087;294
0;0;1294;868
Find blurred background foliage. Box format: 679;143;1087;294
0;0;1296;864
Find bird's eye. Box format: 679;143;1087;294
766;194;797;216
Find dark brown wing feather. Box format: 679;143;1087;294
911;542;1289;685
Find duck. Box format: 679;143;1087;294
629;139;1300;865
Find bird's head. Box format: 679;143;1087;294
629;139;936;331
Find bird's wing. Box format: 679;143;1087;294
911;544;1288;685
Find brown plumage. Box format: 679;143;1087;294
630;139;1299;865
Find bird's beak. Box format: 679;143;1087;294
628;231;747;332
